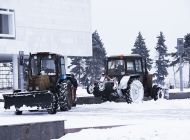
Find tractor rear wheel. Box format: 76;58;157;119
58;81;72;111
126;80;144;103
47;94;58;114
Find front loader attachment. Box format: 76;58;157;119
3;91;53;109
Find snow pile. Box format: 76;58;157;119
58;121;190;140
76;87;93;97
53;100;190;140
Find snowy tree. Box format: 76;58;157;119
170;33;190;87
131;32;152;70
69;31;107;86
89;30;106;80
84;31;106;83
68;56;85;83
184;33;190;87
154;32;169;85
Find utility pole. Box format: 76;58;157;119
79;58;81;84
177;38;184;91
12;54;18;90
19;51;24;91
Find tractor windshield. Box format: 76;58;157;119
31;55;56;76
135;60;142;72
41;58;56;75
108;60;125;75
126;59;143;73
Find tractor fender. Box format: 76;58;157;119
119;76;130;89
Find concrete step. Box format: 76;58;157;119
0;120;65;140
77;96;103;104
168;92;190;99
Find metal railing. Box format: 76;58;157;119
166;81;189;89
0;62;13;90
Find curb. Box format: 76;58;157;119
168;92;190;99
0;120;65;140
77;96;103;104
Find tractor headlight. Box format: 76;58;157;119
29;87;33;91
113;80;118;90
35;86;39;90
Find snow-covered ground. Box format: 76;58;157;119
0;87;190;140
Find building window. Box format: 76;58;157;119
0;9;15;39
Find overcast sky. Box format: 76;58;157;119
91;0;190;58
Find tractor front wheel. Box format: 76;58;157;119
47;94;58;114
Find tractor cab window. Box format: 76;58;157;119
127;61;134;71
108;60;125;75
135;60;142;72
31;57;38;75
41;58;56;75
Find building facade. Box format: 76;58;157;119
0;0;92;89
0;0;92;56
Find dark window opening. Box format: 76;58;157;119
0;9;15;39
0;14;9;34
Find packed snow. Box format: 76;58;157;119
0;87;190;140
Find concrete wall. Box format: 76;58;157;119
0;120;65;140
0;0;92;56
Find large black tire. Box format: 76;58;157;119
14;90;23;115
87;84;94;94
126;80;144;103
87;83;102;97
101;82;116;101
15;108;22;115
47;94;58;114
58;81;72;111
152;85;164;101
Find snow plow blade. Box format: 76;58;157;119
3;91;53;109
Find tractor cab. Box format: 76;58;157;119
87;54;162;103
106;54;145;81
28;53;66;91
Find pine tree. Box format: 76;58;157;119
155;32;169;85
131;32;152;70
68;56;85;83
84;31;106;83
69;31;107;86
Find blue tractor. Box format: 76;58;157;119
3;52;77;114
